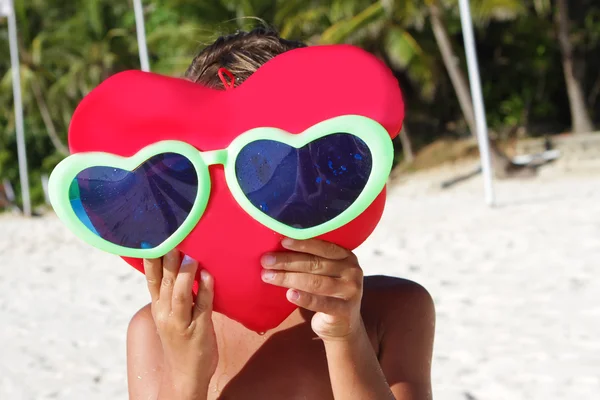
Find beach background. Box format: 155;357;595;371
2;160;599;400
2;1;600;399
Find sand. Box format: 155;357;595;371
1;163;598;400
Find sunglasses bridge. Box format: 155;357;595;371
202;149;229;166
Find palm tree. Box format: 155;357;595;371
403;0;526;138
1;0;141;156
282;0;526;139
427;0;477;135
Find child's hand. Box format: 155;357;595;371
261;239;364;341
143;250;218;397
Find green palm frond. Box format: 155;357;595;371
279;6;330;39
465;0;527;25
86;0;104;37
390;0;428;29
274;1;310;27
319;2;386;44
385;26;437;100
532;0;552;17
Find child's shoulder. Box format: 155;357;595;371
360;276;434;395
361;276;435;348
363;275;434;312
364;273;431;295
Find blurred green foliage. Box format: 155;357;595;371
1;0;599;207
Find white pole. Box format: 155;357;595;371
458;0;495;206
4;0;32;216
133;0;150;72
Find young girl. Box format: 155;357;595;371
126;28;435;400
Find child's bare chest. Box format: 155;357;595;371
208;349;333;400
206;291;382;400
206;313;344;400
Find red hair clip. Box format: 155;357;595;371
217;67;236;91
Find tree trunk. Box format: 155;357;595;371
399;127;414;163
30;77;69;156
428;2;477;136
428;2;533;179
555;0;594;134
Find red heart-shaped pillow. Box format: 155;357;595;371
68;45;404;332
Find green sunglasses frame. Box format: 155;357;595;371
48;115;394;258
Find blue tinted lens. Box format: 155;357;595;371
70;153;198;249
235;134;372;229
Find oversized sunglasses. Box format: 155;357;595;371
49;115;394;258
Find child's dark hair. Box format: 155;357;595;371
185;27;306;89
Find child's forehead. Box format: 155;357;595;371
69;45;404;156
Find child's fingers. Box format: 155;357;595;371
192;270;214;321
261;270;350;299
143;258;163;302
171;255;198;326
281;238;350;261
158;250;182;312
261;252;344;277
285;289;347;315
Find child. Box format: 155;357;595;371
126;28;435;400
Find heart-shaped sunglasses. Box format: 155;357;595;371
49;115;394;258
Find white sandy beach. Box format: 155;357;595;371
1;163;599;400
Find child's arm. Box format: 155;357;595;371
325;282;435;400
127;250;218;400
261;238;434;400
